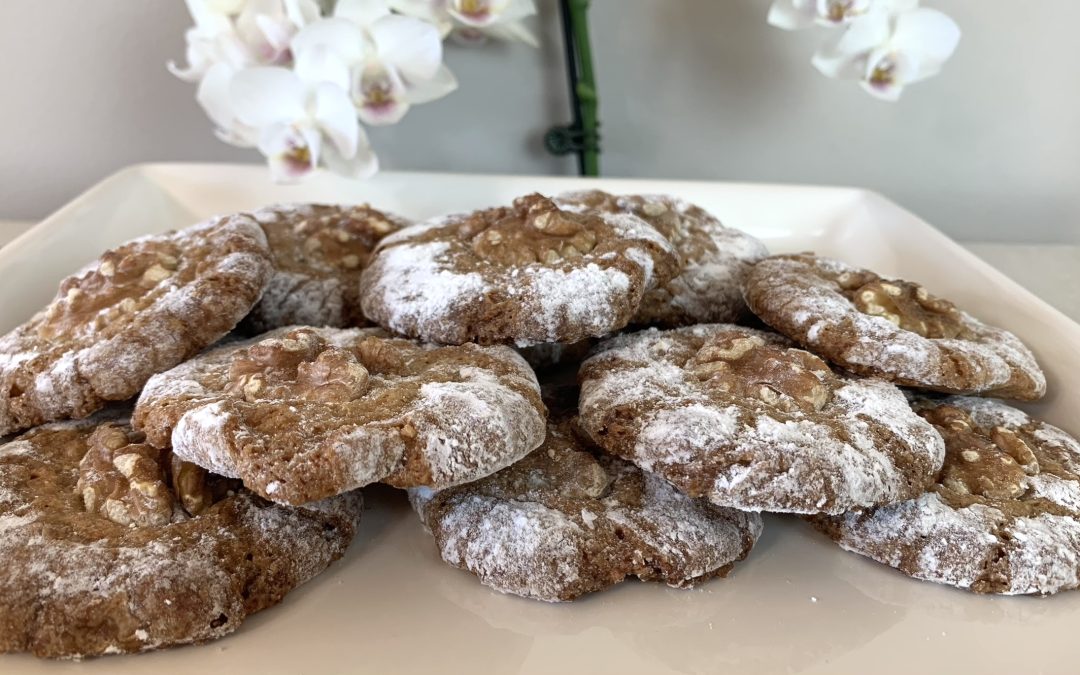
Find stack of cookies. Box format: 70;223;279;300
0;190;1074;660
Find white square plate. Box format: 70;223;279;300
4;163;1080;674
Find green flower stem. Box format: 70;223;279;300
568;0;599;176
545;0;601;176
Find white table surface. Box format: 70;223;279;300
1;220;1076;323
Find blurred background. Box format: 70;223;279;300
1;0;1078;242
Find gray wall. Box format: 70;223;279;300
2;1;1078;242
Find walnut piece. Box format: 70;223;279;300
228;328;371;403
921;406;1028;500
469;194;600;265
289;205;393;270
171;454;215;516
686;332;836;413
496;426;613;501
37;243;182;340
77;423;175;527
845;278;966;339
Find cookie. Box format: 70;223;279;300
0;412;361;658
811;397;1080;595
133;326;546;505
0;215;274;436
243;203;410;333
410;416;762;602
556;190;768;326
743;253;1046;400
358;193;680;346
578;324;945;514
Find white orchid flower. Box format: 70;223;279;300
196;62;261;148
291;2;456;126
234;0;322;65
768;0;917;30
812;6;960;100
228;67;378;181
169;0;320;82
387;0;538;46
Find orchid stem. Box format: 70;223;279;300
545;0;600;176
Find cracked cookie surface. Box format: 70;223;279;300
809;396;1080;595
0;411;361;658
743;253;1045;399
578;324;945;514
244;203;410;332
134;326;546;505
410;385;762;602
556;189;768;326
359;193;679;346
0;215;274;435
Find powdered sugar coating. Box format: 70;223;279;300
556;190;769;326
0;215;274;435
744;254;1046;399
359;195;679;346
134;327;546;505
0;413;362;658
410;421;762;602
814;396;1080;595
244;203;410;332
578;324;945;514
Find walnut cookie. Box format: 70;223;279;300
555;189;769;326
133;326;547;506
242;203;411;333
578;324;945;515
411;412;762;602
0;412;361;658
358;193;680;346
810;396;1080;595
0;214;274;436
743;253;1046;400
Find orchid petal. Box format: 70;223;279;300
291;18;370;65
214;125;259;148
387;0;446;23
236;0;283;37
449;26;488;46
371;14;442;81
478;20;537;46
405;64;457;104
284;0;322;27
168;29;214;82
230;67;307;127
814;0;872;25
353;62;410;125
216;31;257;69
881;0;920;12
199;63;262;147
767;0;817;30
501;0;537;21
294;45;352;89
207;0;245;14
859;77;904;102
260;122;321;182
196;62;240;131
811;7;890;79
448;0;506;28
860;46;917;99
184;0;234;32
255;14;294;62
334;0;392;27
891;8;960;81
314;82;360;157
323;131;380;179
